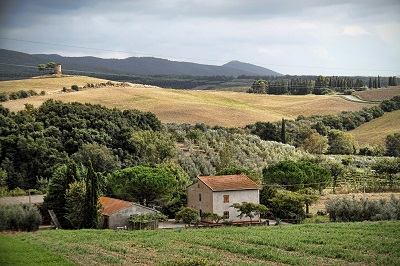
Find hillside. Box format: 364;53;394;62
222;60;281;76
353;86;400;101
349;109;400;147
0;75;375;127
0;49;281;80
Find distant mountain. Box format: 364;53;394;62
223;61;281;76
0;48;281;80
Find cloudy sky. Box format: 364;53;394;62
0;0;399;76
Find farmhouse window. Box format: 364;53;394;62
199;193;201;201
223;211;229;219
223;195;229;203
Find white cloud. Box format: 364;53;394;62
342;25;370;36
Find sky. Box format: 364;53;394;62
0;0;399;76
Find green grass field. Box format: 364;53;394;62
0;234;74;266
1;221;399;265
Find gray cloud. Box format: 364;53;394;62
0;0;399;75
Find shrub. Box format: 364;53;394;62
0;93;9;102
9;187;26;196
326;195;400;222
71;85;79;91
0;204;42;231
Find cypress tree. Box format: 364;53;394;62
281;118;286;144
378;75;381;88
84;160;99;229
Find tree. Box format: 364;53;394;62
71;142;121;174
263;160;330;193
300;132;328;154
128;130;176;166
109;166;177;206
298;188;319;215
43;160;80;228
230;202;268;223
327;129;357;155
158;162;192;217
84;161;100;228
324;161;344;193
175;207;198;226
261;187;306;220
65;180;86;229
385;132;400;157
372;158;400;189
37;64;46;72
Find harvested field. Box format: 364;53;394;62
349;109;400;147
353;86;400;101
0;75;109;94
1;78;375;127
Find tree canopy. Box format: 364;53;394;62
109;166;178;206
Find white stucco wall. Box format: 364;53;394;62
212;190;259;222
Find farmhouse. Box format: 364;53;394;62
187;175;260;223
99;196;159;229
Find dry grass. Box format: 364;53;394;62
0;75;110;94
353;86;400;101
349;109;400;147
0;76;376;127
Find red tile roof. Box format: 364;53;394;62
198;175;260;191
99;196;134;216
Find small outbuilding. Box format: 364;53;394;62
187;175;260;224
99;196;159;229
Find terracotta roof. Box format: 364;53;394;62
198;175;260;191
99;196;134;216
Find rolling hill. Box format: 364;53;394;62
0;48;281;80
349;109;400;147
0;75;375;128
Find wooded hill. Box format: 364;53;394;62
0;48;280;80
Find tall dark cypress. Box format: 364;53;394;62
281;118;286;144
84;160;99;229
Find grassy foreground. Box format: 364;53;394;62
1;221;399;265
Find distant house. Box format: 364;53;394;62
99;196;159;229
187;175;260;223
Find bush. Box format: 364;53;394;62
0;93;9;102
71;85;79;91
326;195;400;222
0;204;42;231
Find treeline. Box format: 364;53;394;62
248;75;397;95
0;90;45;102
247;95;400;156
0;99;162;190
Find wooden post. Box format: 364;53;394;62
48;209;62;229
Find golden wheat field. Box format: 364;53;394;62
0;76;376;127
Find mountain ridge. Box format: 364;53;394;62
0;48;281;79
